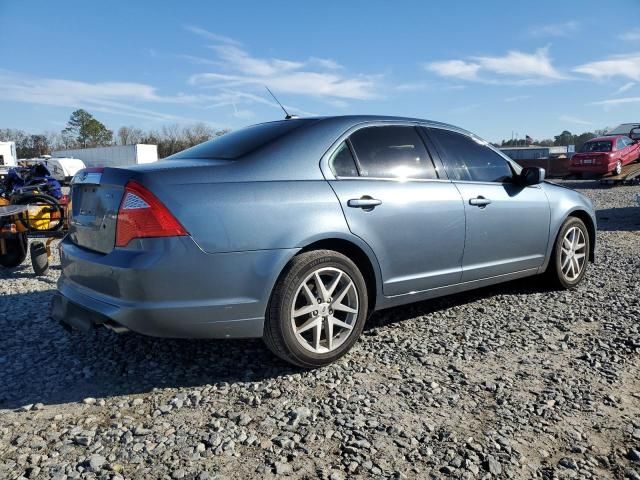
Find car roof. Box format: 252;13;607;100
256;114;473;135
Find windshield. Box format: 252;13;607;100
580;141;612;153
168;119;313;160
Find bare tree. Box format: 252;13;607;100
117;126;144;145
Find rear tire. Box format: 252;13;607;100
264;250;368;368
0;233;28;268
546;217;590;289
30;241;49;276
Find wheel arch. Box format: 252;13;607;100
567;209;596;262
266;235;383;316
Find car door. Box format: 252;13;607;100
620;137;636;165
425;127;551;282
327;125;466;296
616;137;628;165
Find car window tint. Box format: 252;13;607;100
616;138;626;150
168;120;313;160
348;126;437;179
581;141;612;153
427;128;513;182
330;141;359;177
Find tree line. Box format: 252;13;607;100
498;129;610;151
0;109;229;159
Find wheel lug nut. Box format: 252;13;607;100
313;311;318;316
317;298;322;303
329;309;333;315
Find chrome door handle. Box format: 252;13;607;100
348;196;382;210
469;196;491;207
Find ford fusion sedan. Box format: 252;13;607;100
570;135;640;176
51;116;596;367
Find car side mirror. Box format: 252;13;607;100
520;166;545;186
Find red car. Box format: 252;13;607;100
570;135;640;176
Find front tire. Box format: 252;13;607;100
0;233;28;268
546;217;590;289
264;250;368;368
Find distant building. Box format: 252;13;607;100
500;145;572;177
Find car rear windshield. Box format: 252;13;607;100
580;141;612;153
168;119;313;160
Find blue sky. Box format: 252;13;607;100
1;0;640;142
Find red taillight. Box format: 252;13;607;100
115;181;187;247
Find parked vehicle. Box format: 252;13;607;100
51;116;597;367
51;144;158;169
21;156;86;184
607;123;640;140
570;135;640;176
0;141;18;175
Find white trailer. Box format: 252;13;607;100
51;144;158;169
0;141;18;173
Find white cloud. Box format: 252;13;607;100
425;48;565;84
474;48;564;79
0;71;219;123
188;43;379;100
591;96;640;108
426;60;480;80
619;29;640;41
309;57;343;70
613;82;636;95
559;115;593;126
183;25;241;46
574;54;640;81
528;21;580;38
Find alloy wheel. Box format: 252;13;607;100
560;226;587;282
290;267;359;354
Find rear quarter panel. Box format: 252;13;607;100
151;180;353;254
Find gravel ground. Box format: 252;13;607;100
1;180;639;480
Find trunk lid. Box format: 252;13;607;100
68;168;130;254
67;159;229;254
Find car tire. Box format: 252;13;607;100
614;160;622;175
30;241;49;276
546;217;590;289
0;233;28;269
264;249;368;368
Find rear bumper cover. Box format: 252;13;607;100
53;236;298;338
569;164;614;174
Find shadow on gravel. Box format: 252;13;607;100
365;275;556;330
0;276;556;409
596;207;640;232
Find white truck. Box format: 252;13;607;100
0;141;18;174
51;144;158;169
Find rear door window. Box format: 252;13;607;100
427;128;513;183
329;141;359;177
348;126;437;179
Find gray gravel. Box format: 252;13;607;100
1;179;639;479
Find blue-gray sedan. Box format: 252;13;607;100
51;116;596;367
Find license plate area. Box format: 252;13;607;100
77;186;100;217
